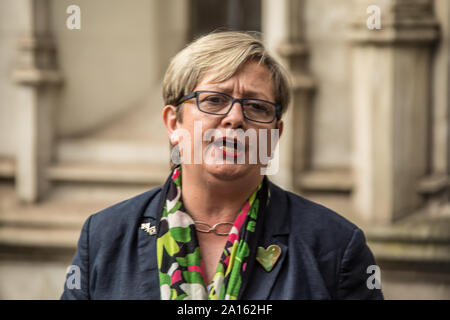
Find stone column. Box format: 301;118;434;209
421;0;450;203
11;0;62;202
262;0;315;191
349;0;439;223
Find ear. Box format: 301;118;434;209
162;105;179;145
276;120;284;139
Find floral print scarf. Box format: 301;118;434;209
156;167;268;300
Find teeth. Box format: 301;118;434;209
220;145;236;152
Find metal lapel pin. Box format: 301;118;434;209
256;244;282;272
140;222;157;235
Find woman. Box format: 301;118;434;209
61;31;383;300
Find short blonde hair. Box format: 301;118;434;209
162;31;291;119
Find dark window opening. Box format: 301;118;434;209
189;0;261;41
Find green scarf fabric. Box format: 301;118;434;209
156;167;267;300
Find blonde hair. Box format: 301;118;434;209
162;31;291;120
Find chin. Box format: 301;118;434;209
205;162;256;182
200;144;263;181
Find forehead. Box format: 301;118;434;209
195;61;274;100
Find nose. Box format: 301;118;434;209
221;100;245;129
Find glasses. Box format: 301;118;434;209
179;90;281;124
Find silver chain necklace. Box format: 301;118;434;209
193;221;234;236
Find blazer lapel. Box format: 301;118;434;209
240;180;291;300
135;188;163;299
243;237;288;300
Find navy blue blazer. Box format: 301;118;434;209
61;180;383;300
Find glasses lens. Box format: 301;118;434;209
243;100;276;123
198;92;231;114
197;92;276;123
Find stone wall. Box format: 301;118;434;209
0;0;29;157
0;0;449;300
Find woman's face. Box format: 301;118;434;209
166;60;283;182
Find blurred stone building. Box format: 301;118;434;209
0;0;449;299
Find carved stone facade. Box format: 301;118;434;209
350;0;440;223
0;0;449;299
12;0;62;203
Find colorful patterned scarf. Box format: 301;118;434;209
156;167;267;300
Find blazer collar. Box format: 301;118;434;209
142;188;162;219
263;179;291;237
142;171;171;219
238;179;291;299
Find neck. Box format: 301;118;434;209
180;165;263;224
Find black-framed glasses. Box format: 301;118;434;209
178;90;281;124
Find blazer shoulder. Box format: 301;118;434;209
88;186;162;232
270;183;361;252
270;182;358;235
290;190;358;233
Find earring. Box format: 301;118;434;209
171;144;182;165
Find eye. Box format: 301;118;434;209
203;95;228;104
247;102;270;112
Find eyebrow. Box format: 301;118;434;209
212;85;271;100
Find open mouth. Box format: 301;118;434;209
213;137;244;158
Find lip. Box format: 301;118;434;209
212;137;245;158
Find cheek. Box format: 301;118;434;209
200;119;223;143
179;117;221;150
257;127;278;153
